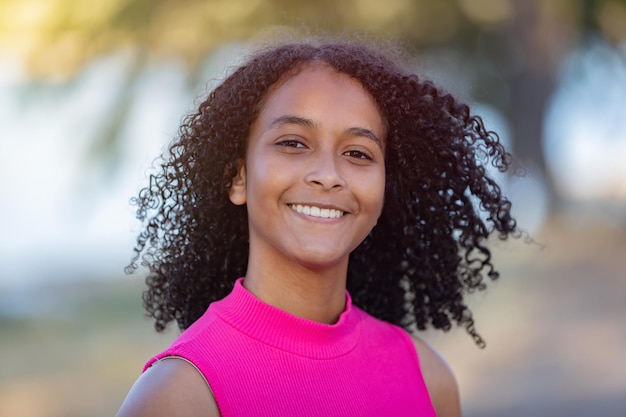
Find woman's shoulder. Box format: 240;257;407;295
116;357;220;417
410;335;462;417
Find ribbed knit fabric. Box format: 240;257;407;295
145;278;437;416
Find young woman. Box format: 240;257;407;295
117;39;517;417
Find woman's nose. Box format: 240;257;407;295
304;151;346;190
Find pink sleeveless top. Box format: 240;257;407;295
145;278;437;416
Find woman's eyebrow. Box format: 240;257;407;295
267;114;382;149
268;115;317;130
346;127;382;149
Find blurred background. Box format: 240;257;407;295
0;0;625;416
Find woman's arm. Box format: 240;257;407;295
116;358;220;417
412;336;462;417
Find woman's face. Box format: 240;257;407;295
229;63;386;270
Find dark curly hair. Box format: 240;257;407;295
127;39;518;348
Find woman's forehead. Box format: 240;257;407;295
252;64;385;140
254;62;387;139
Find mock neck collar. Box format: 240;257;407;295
210;278;362;359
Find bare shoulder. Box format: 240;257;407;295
411;335;462;417
116;357;220;417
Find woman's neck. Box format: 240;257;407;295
243;254;349;324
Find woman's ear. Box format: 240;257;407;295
228;161;247;206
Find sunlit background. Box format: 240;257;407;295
1;0;625;416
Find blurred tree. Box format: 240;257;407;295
1;0;624;206
497;0;580;210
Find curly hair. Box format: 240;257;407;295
127;39;518;347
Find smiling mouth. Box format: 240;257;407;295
289;204;345;219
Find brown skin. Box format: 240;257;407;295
116;359;220;417
412;336;463;417
117;65;462;417
229;64;386;325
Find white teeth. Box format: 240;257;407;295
290;204;344;219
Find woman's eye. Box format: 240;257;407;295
277;138;306;148
344;150;373;161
